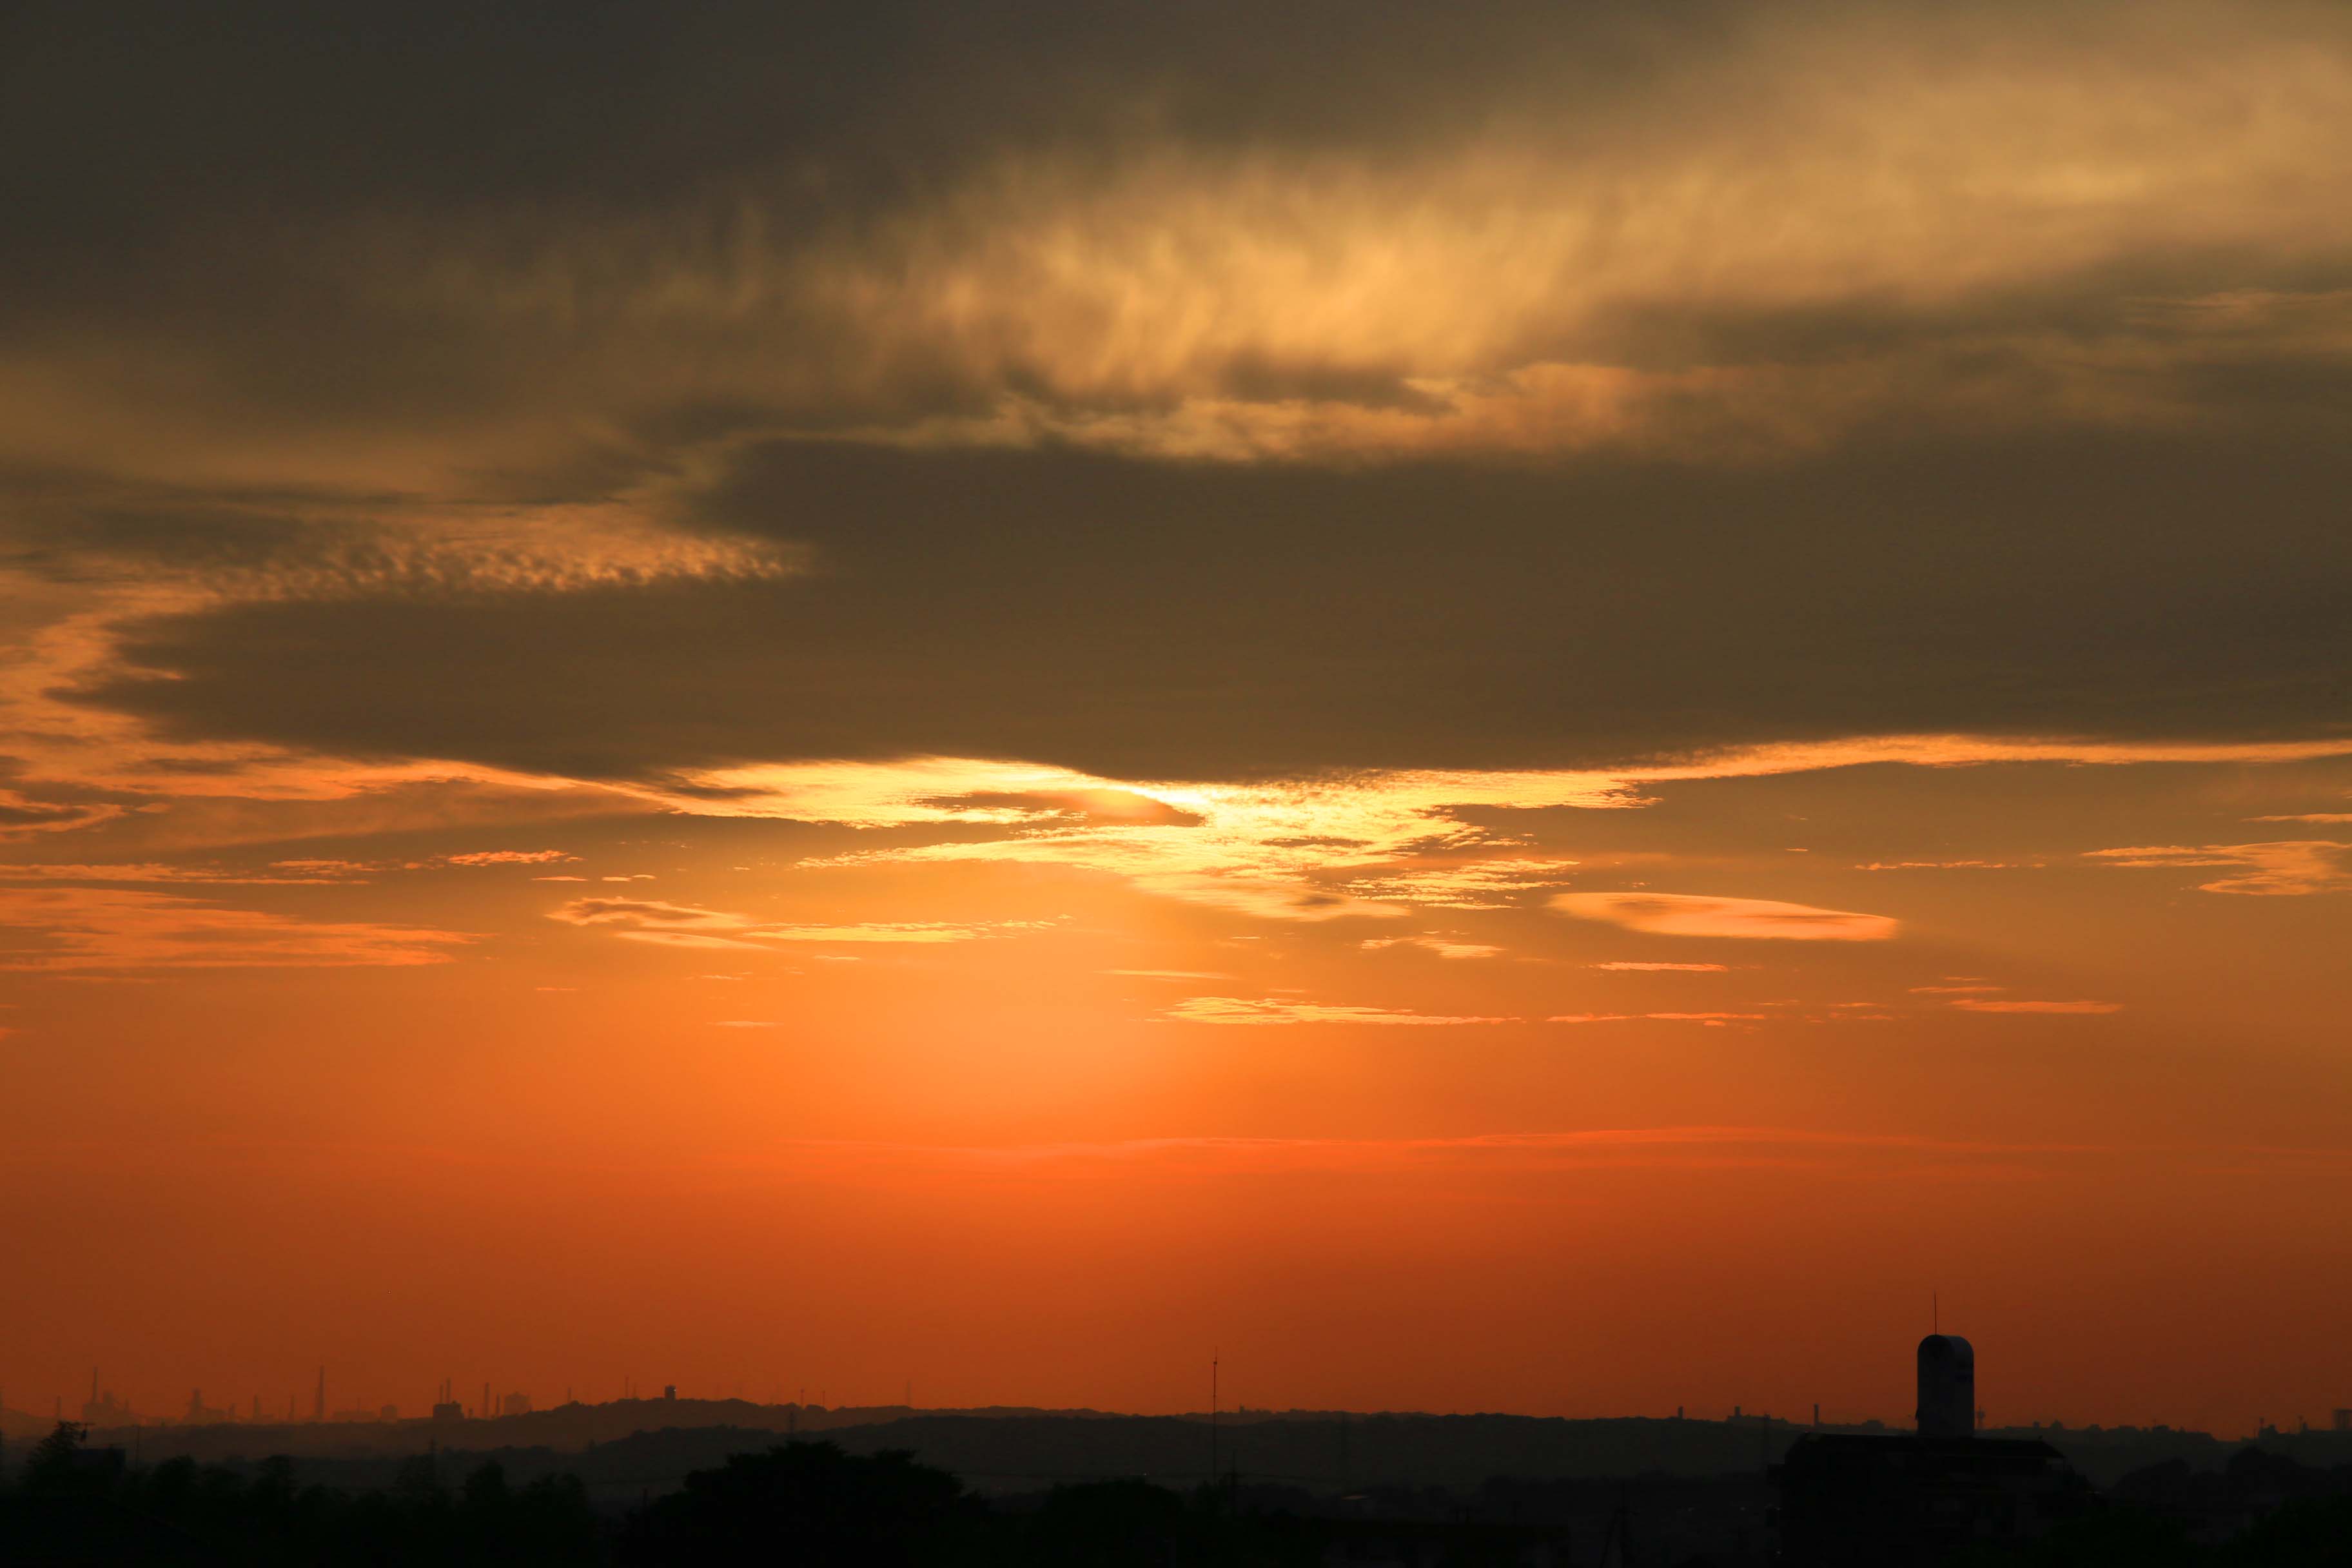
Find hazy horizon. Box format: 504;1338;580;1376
4;1379;2281;1442
3;1340;2321;1444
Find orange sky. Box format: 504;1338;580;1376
3;0;2351;1436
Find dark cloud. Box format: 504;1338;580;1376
0;1;1710;218
0;0;1717;357
0;476;328;579
73;432;2352;781
6;2;2349;793
11;0;2340;473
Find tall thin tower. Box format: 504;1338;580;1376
1209;1354;1219;1489
313;1366;325;1422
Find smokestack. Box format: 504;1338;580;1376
314;1366;325;1423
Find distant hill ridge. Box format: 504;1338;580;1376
17;1398;2344;1496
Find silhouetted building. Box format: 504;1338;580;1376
80;1369;132;1428
328;1406;398;1422
1915;1335;1974;1438
1776;1335;2090;1567
1779;1434;2089;1565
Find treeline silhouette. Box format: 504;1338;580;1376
9;1419;2352;1565
1;1422;1422;1565
1946;1500;2352;1568
5;1420;600;1565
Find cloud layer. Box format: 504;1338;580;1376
0;2;2340;822
0;888;466;972
547;896;1050;948
1164;996;1515;1027
1549;892;1900;941
2088;841;2352;895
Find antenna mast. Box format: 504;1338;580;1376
1210;1353;1219;1490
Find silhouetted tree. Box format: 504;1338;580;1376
1944;1507;2202;1568
463;1458;509;1511
1024;1478;1191;1566
393;1450;447;1504
499;1472;602;1565
622;1442;981;1567
2219;1494;2352;1568
19;1421;97;1496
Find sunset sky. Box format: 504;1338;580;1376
4;1;2351;1436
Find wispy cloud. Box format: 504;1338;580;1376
2086;840;2352;895
547;896;1050;947
1360;935;1502;960
0;850;591;885
757;760;1628;919
1164;995;1515;1026
1547;1012;1765;1026
0;887;467;971
758;749;2272;927
1591;961;1729;972
0;790;125;840
1949;998;2121;1015
752;923;1044;943
1341;858;1582;908
1550;892;1898;941
442;849;577;866
1104;969;1237;981
0;862;353;885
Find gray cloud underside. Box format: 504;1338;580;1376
77;436;2352;781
